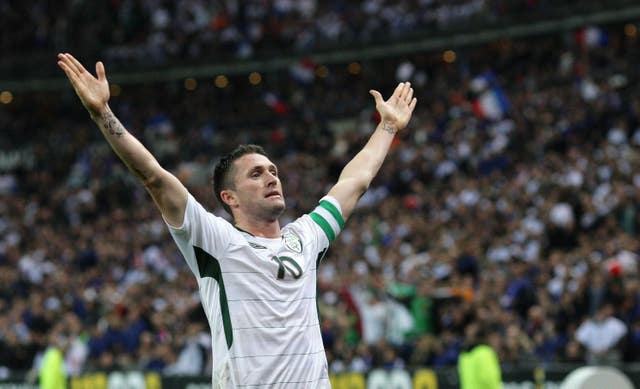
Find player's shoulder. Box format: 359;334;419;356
283;196;343;249
181;193;242;246
306;195;345;245
187;194;234;224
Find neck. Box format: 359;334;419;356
234;214;281;238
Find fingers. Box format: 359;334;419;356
96;61;107;82
57;60;82;88
398;82;415;103
404;85;414;104
57;53;91;83
369;90;383;106
391;82;415;105
397;82;408;101
66;53;87;75
371;83;416;108
391;82;404;102
57;53;82;81
409;97;417;113
57;53;76;78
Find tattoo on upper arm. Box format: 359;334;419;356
102;111;125;138
382;122;397;134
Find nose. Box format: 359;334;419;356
267;172;278;186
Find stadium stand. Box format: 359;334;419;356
2;0;640;387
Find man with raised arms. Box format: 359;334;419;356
57;52;417;388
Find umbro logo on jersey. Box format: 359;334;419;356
283;230;303;253
248;242;268;250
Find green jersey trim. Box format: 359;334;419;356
319;200;344;229
310;212;335;243
194;246;233;349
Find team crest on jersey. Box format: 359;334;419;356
283;230;302;253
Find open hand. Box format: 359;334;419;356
369;82;417;131
57;53;110;118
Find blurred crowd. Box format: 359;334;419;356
0;0;617;76
2;9;640;382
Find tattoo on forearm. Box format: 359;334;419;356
382;122;397;134
102;111;125;138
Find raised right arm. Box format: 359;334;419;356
57;53;187;226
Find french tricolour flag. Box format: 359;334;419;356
472;88;510;121
575;26;608;48
289;58;316;85
470;72;510;121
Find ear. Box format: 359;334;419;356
220;189;239;209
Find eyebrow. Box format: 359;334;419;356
247;164;277;174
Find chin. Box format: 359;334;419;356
268;201;286;219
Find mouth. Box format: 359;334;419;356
265;191;281;199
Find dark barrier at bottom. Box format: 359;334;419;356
2;365;640;388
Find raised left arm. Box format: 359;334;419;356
328;82;417;220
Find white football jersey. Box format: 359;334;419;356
167;193;344;388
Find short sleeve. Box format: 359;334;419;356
166;193;234;276
308;195;345;246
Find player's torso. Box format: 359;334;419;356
213;222;328;386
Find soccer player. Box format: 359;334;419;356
57;53;417;388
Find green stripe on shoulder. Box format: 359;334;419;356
310;212;335;243
319;200;344;229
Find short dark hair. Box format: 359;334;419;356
213;144;268;215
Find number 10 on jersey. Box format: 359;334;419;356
271;256;303;279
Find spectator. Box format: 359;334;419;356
457;323;502;389
575;303;628;365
